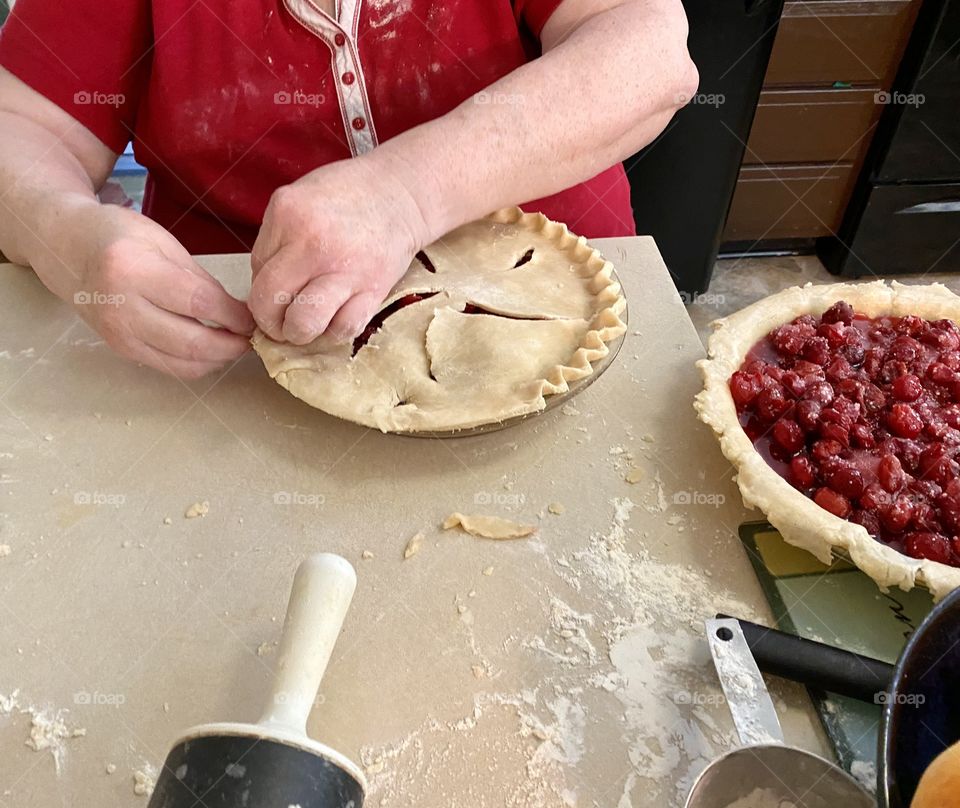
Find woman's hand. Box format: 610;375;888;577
249;154;433;345
34;200;254;379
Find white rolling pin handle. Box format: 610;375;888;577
258;553;357;735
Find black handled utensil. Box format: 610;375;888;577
148;553;365;808
716;613;894;703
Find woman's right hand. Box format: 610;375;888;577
34;199;254;380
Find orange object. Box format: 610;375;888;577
912;742;960;808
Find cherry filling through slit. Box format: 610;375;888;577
415;251;437;273
352;293;439;355
730;300;960;567
513;248;535;268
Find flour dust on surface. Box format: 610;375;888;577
361;492;758;807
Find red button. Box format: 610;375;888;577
342;71;355;85
352;117;366;131
334;33;346;46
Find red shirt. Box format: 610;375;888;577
0;0;636;254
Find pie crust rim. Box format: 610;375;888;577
253;207;628;434
694;279;960;600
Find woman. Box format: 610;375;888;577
0;0;696;379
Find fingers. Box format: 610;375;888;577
146;262;255;336
129;343;230;381
131;299;252;363
281;276;354;345
248;245;323;340
327;291;382;343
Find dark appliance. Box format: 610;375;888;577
625;0;786;298
820;0;960;277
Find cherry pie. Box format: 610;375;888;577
253;208;627;433
696;281;960;599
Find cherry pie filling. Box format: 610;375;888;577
730;301;960;568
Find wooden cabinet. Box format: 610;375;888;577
722;0;922;245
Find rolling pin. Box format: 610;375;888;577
148;553;366;808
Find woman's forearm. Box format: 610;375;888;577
0;110;102;272
368;0;697;241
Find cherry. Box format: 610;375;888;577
825;357;853;382
756;386;789;422
828;465;866;499
918;445;959;486
803;337;831;366
795;399;822;432
895;315;924;336
928;362;958;385
861;384;887;414
943;405;960;429
842;340;866;366
851;423;876;449
882;496;914;533
814;487;851;518
790;455;817;489
763;365;785;383
878;454;906;493
772;324;810;356
892;374;923;401
889;336;921;363
887;403;923;438
904;532;953;564
912;502;940;532
822;301;854;325
773;419;805;454
812;439;844;462
781;371;807;398
819;421;851;447
792;360;825;380
860;483;890;512
818;322;846;348
730;370;762;408
804;382;835;407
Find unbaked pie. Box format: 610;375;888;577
696;281;960;599
253;208;627;433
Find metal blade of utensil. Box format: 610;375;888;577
706;617;783;746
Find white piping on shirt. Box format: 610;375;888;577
283;0;379;156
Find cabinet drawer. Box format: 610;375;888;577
744;89;883;165
765;1;918;87
723;164;858;241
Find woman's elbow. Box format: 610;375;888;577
673;50;700;110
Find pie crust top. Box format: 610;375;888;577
253;208;627;433
695;280;960;600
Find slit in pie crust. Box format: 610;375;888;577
253;208;627;433
695;280;960;600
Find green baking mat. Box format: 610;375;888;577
738;522;935;775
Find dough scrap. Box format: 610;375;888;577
442;512;536;540
133;766;157;797
403;532;425;559
184;501;209;519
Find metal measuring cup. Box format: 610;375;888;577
684;618;876;808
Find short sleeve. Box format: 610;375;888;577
513;0;566;38
0;0;151;152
